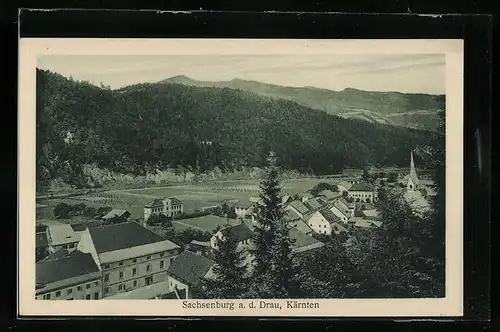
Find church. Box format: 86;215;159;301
406;150;419;192
402;150;432;216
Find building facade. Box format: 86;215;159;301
36;251;102;300
77;221;181;298
144;197;184;221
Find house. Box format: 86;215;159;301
329;201;351;223
210;223;254;251
289;228;325;254
337;181;353;194
167;250;215;299
306;209;347;236
77;221;181;298
35;250;101;300
286;200;310;220
352;217;376;229
46;224;81;254
102;209;131;221
300;193;314;203
144;197;183;221
304;197;325;211
187;240;211;255
347;180;377;203
317;189;341;201
235;201;255;219
281;195;292;205
336;197;355;217
286;210;314;235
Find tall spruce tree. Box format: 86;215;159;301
250;150;295;298
199;235;248;299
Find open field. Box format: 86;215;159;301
36;177;343;222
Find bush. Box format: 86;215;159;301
147;213;172;226
83;207;97;218
311;182;339;196
53;202;71;219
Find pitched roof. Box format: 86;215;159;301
301;193;314;200
288;200;310;215
48;224;81;246
41;247;70;261
102;209;130;220
338;181;353;190
352;218;374;228
281;195;291;204
350;181;375;192
71;221;104;232
285;209;301;221
36;232;48;249
318;190;341;200
362;209;380;218
88;222;167;254
290;229;325;253
220;223;254;243
169;197;182;206
338;197;355;208
305;197;324;210
320;208;342;225
167;250;214;287
36;250;100;286
332;202;350;218
145;198;164;208
331;222;348;234
290;219;313;234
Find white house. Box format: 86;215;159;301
336;197;355;217
144;197;183;221
347;181;377;203
210;223;254;251
307;209;348;236
235;201;255;219
329;202;351;223
46;224;81;254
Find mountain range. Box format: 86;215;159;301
144;75;445;132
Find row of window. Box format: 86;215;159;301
104;259;168;281
104;276;154;294
102;252;169;270
41;281;99;300
350;193;374;198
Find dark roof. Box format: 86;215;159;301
167;250;214;287
289;200;310;214
102;209;130;220
350;181;375;192
169;197;182;205
70;221;103;232
338;197;355;208
88;222;165;254
306;197;324;210
320;208;342;224
220;223;254;243
145;198;163;208
318;190;340;200
36;232;48;249
36;251;99;285
42;247;70;261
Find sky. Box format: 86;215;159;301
38;54;445;94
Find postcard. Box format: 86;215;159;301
18;38;464;317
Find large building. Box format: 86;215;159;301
46;224;81;254
144;197;183;221
307;208;348;236
36;250;101;300
77;221;181;298
347;180;377;203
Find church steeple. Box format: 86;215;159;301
407;150;419;191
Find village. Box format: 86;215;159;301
35;151;436;300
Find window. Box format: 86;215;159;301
119;271;124;279
133;280;137;287
103;264;109;269
119;261;123;266
132;268;137;275
132;259;137;263
93;281;99;287
85;294;91;300
146;264;151;272
104;287;109;294
67;288;73;295
86;283;90;289
93;292;99;300
147;256;151;260
55;291;61;297
160;252;164;257
77;286;82;291
44;294;51;300
160;260;164;269
118;284;124;291
104;274;109;282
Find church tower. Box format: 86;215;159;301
407;150;419;192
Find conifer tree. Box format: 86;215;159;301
200;234;248;299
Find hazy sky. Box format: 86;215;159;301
38;54;445;94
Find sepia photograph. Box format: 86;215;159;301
18;39;464;316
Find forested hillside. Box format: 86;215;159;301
36;69;437;189
161;76;445;131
